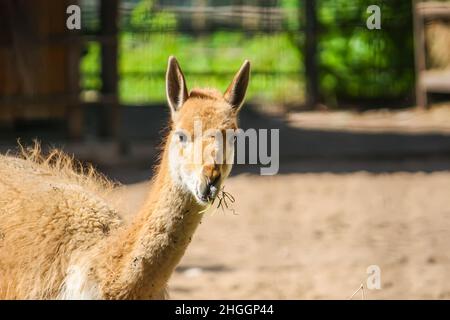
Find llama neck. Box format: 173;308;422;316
95;148;204;299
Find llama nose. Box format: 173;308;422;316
207;175;220;189
206;175;221;199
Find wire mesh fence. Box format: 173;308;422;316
80;0;416;109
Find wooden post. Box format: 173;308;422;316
413;0;427;108
100;0;119;138
304;0;319;109
66;0;83;139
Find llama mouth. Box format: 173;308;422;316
196;185;218;205
195;192;211;205
198;191;214;202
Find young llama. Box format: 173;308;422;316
0;56;250;299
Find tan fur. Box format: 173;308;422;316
0;144;121;299
0;57;250;299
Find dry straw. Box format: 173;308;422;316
199;186;237;215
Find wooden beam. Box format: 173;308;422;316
416;1;450;18
66;0;83;139
421;70;450;93
413;0;428;108
100;0;119;138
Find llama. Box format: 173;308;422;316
0;56;250;299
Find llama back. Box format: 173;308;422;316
0;152;123;299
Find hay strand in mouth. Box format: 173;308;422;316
199;186;237;215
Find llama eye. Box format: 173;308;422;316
177;132;188;144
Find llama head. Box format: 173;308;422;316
165;56;250;206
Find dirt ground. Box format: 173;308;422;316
287;103;450;133
118;171;450;300
105;105;450;299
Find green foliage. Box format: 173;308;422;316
80;0;415;108
280;0;301;30
318;0;415;104
81;42;101;91
83;31;303;104
129;0;177;30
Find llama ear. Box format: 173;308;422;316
166;56;189;118
224;60;250;111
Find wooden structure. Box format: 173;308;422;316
0;0;78;127
414;0;450;108
0;0;119;140
100;0;119;138
0;0;323;139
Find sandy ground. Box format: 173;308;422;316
116;171;450;299
103;105;450;299
287;103;450;133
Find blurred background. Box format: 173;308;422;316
1;0;450;299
